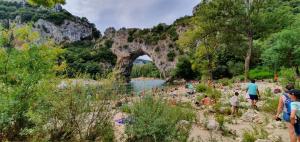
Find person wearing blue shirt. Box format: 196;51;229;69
289;89;300;142
246;79;260;109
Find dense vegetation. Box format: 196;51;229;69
176;0;300;81
62;40;117;78
131;63;160;78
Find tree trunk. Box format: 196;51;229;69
244;32;253;81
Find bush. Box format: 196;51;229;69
227;61;244;76
196;83;208;93
217;78;233;86
131;63;160;78
261;96;279;114
167;51;176;61
249;67;273;80
279;68;296;86
171;56;198;80
125;96;195;142
242;125;268;142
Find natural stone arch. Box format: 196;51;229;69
104;27;179;82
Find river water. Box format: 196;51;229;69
130;79;166;93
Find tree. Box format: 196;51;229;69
27;0;65;7
262;15;300;76
190;0;294;80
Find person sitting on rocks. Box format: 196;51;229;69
275;83;296;142
201;95;212;106
231;92;239;116
288;89;300;142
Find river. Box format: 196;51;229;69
130;78;166;93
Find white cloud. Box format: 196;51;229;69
63;0;199;32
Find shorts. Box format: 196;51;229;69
294;122;300;136
249;95;258;101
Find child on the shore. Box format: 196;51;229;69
231;92;239;115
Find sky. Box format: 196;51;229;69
63;0;199;32
63;0;199;61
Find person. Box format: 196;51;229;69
274;72;279;82
289;89;300;142
246;79;260;109
231;92;239;116
201;95;211;106
275;83;296;142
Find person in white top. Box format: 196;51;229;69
231;92;239;115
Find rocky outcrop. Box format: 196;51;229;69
103;27;180;82
33;19;100;43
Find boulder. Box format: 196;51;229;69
241;109;261;123
266;121;286;129
268;134;282;142
206;119;219;130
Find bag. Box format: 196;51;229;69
283;93;292;122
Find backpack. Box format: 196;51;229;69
283;93;292;121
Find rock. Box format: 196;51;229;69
177;120;190;131
268;134;282;142
107;27;181;82
34;19;99;43
206;119;219;130
266;121;286;129
255;139;272;142
241;109;261;122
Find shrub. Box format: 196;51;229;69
217;78;233;86
249;67;273;80
242;125;268;142
125;96;195;142
131;63;160;78
167;51;176;61
261;96;279;114
196;83;208;93
29;81;115;142
172;56;198;80
279;68;296;86
227;61;244;76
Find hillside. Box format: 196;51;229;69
0;0;100;43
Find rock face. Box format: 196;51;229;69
34;19;99;43
104;27;180;82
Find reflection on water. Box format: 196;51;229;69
130;79;166;93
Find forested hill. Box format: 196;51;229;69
0;0;100;43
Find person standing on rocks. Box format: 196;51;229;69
246;79;260;109
289;89;300;142
275;83;296;142
230;92;239;116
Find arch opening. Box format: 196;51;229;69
130;55;162;79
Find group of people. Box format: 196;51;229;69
275;83;300;142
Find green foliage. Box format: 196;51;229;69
242;125;269;142
279;68;297;86
131;63;160;78
196;83;209;93
262;15;300;71
262;94;279;114
249;67;273;80
28;0;65;7
171;56;198;80
167;50;176;61
227;61;244;76
29;81;115;141
63;41;117;78
0;25;63;141
125;96;195;142
217;78;233;86
126;23;179;45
